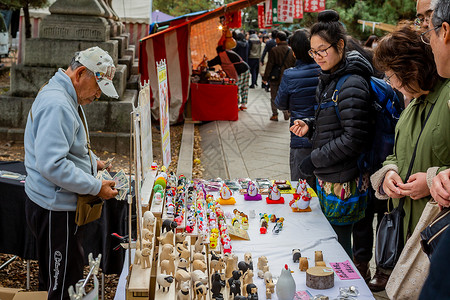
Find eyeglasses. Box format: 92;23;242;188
384;73;394;85
414;16;430;27
308;44;335;59
420;24;442;45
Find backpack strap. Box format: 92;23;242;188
314;74;352;121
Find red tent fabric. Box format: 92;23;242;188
139;0;265;123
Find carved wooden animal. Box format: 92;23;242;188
134;249;142;266
210;258;226;274
191;270;208;286
160;244;174;262
142;228;154;241
193;259;207;272
242;269;254;296
161;253;177;276
136;239;152;250
175;268;191;290
194;235;205;253
140;248;151;269
157;231;174;246
194;281;208;300
264;272;275;299
246;283;258;300
156;274;174;292
228;270;242;298
211;271;225;300
162;219;178;233
244;252;253;270
257;256;269;278
177;246;190;260
178;257;189;270
175;232;187;244
224;253;238;279
143;211;155;230
177;281;190;300
193;252;206;263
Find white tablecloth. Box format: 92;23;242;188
115;191;375;300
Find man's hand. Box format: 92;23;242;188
431;169;450;207
382;170;404;199
97;159;113;172
97;180;118;199
397;172;430;200
290;119;309;137
262;80;268;85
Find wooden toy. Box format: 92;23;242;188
211;271;226;300
162;219;178;233
160;244;175;262
194;234;205;253
238;261;250;275
156;274;174;292
276;265;296;300
190;270;208;286
228;270;242;298
292;249;301;263
299;257;308;271
257;256;269;278
210;258;225;274
175;263;191;290
157;231;174;246
306;266;334;289
218;184;236;205
244;252;253;270
264;272;275;299
177;281;190;300
175;232;187;244
316;261;327;267
161;253;177;276
246;283;258;300
266;184;285;204
143;211;155;230
242;269;254;296
244;181;262;201
193;281;208;300
142;228;154;241
315;250;323;263
193;252;206;263
224;253;238;280
193;259;207;272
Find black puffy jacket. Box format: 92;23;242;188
305;51;373;183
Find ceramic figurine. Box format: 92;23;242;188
264;272;275;299
294;179;308;198
244;252;253;270
228;270;242;298
276;264;296;300
290;186;312;212
218;184;236;205
242;217;249;230
151;162;158;170
156;274;174;292
193;281;208;300
299;257;308;271
292;249;301;263
266;184;284;204
211;271;226;300
272;217;284;234
244;181;262;201
260;218;269;234
177;281;190;300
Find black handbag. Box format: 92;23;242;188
420;207;450;259
375;102;435;269
269;49;291;81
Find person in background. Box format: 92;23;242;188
24;47;119;300
419;1;450;296
370;26;449;293
208;45;250;111
290;10;373;258
416;0;433;29
364;35;379;49
262;31;295;121
233;32;249;64
275;29;320;188
261;30;278;92
259;35;270;91
248;29;262;88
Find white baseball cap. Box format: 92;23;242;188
75;46;119;99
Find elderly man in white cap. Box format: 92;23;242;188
24;46;119;300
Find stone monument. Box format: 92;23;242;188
0;0;139;154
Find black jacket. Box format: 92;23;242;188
275;59;320;148
233;40;249;63
305;51;373;183
208;50;249;75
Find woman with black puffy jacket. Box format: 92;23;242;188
290;10;373;257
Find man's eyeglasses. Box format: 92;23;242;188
414;16;430;27
420;24;442;45
308;44;335;59
384;73;394;85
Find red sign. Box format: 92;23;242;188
258;4;266;29
225;10;242;28
265;0;273;27
304;0;326;12
294;0;303;19
277;0;294;23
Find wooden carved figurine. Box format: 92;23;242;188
210;258;225;274
211;271;225;300
257;256;269;278
157;230;174;246
193;281;208;300
161;253;177;276
160;244;174;262
244;252;253;270
242;269;254;297
156;274;174;292
228;270;242;298
224;253;238;280
177;281;190;300
246;283;258;300
264;272;275;299
191;270;208;286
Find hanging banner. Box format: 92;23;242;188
265;0;273;27
225;10;242;28
157;59;171;168
304;0;326;13
138;82;153;178
272;0;294;24
294;0;303;19
272;0;279;24
258;4;266;29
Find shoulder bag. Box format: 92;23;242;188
420;206;450;259
75;106;104;226
269;49;291;81
375;102;435;269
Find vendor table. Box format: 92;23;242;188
190;82;239;121
115;188;374;299
0;161;127;275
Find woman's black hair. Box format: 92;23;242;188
289;29;315;64
310;10;347;55
216;45;225;53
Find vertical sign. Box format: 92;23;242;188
138;82;153;178
304;0;326;12
265;0;273;27
258;4;265;29
294;0;303;19
278;0;294;23
272;0;279;24
157;59;171;168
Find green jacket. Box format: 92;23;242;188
384;79;450;241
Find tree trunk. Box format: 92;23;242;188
23;2;31;39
